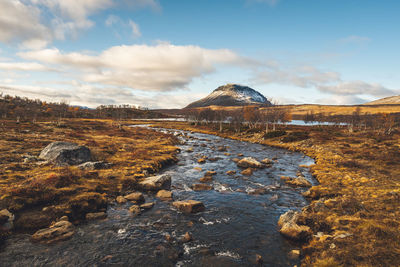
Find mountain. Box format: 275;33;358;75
185;84;272;108
365;96;400;105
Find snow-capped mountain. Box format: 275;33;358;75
365;96;400;105
185;84;272;108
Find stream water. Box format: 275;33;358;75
0;127;315;267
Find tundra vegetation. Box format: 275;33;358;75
152;106;400;267
0;114;179;245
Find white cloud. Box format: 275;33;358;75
254;61;398;101
128;20;141;37
318;81;395;97
19;43;244;91
0;62;51;71
0;0;50;47
105;14;120;26
0;0;159;48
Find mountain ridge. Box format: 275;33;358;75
365;96;400;105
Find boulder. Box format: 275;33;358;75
156;190;173;200
85;212;107;220
173;200;205;214
192;184;213;191
31;220;75;244
237;157;264;168
281;176;312;187
78;161;112;170
278;210;312;241
138;174;171;191
39;141;91;166
124;192;145;203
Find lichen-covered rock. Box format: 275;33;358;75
278;210;312;241
31;220;75;244
237;157;264;168
39;142;91;166
78;161;112;170
138;174;171;191
173;200;205;214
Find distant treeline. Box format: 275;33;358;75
182;106;400;135
0;94;165;121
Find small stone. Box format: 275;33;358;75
140;202;155;210
192;184;213;191
58;216;69;222
31;220;75;244
124;192;145;203
237;153;244;157
200;176;213;182
232;158;240;163
165;234;173;242
198;158;206;164
156;190;173;200
288;249;300;259
241;168;254;176
172;200;205;214
129;205;141;215
86;212;107;220
226;170;236;175
116;196;127;204
180;232;192;243
281;176;311;187
138;174;171;191
205;171;217;176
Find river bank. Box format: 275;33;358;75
0;119;179;245
144;121;400;266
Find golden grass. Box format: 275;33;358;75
0;119;178;234
147;121;400;267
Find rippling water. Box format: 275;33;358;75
0;127;315;267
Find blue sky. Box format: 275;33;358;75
0;0;399;108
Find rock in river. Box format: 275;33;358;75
237;157;264;168
124;192;145;203
39;141;91;166
31;219;75;244
138;174;171;191
173;200;205;214
278;210;312;241
156;190;173;200
192;184;213;191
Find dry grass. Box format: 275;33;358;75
0;119;178;235
148;120;400;267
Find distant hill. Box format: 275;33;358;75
185;84;272;108
365;96;400;105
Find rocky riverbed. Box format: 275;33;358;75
0;127;315;266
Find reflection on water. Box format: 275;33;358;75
0;127;316;266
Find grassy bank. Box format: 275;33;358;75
147;121;400;267
0;119;179;241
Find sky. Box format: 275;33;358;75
0;0;399;108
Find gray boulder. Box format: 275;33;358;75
138;174;171;191
77;161;112;170
39;142;91;166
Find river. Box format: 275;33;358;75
0;127;316;266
